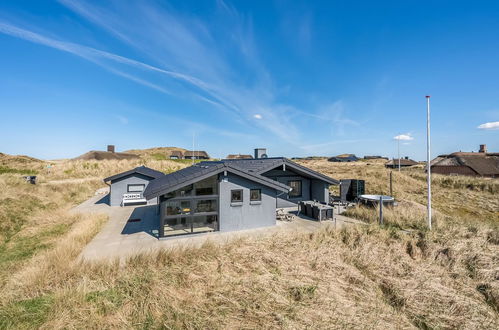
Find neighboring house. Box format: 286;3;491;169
430;145;499;178
385;158;418;168
225;154;253;159
104;166;165;206
142;157;338;238
328;154;359;162
184;150;210;159
364;155;388;160
169;150;184;159
74;145;140;161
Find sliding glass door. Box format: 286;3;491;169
160;176;219;237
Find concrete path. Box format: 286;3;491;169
73;194;362;263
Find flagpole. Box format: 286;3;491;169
397;134;401;172
426;95;432;230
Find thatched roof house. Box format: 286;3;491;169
431;146;499;178
184;150;210;159
225;154;253;160
169;150;184;159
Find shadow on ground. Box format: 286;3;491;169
95;194;110;205
121;204;160;238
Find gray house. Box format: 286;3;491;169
104;166;165;206
143;158;338;238
328;154;359;162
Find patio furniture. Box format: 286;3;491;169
300;201;334;221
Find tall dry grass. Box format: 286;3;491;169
41;158;187;181
0;157;498;329
1;219;497;329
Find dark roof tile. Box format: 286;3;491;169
103;166;165;183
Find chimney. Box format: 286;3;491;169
479;144;487;153
254;148;268;159
404;156;409;160
107;145;115;153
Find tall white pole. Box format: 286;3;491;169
426;95;432;230
192;132;195;165
397;135;401;172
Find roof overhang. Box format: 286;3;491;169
256;159;340;185
103;166;164;183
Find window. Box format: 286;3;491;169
288;180;302;198
231;189;243;203
196;187;214;195
127;184;145;192
166;200;191;216
165;184;193;199
195;199;217;213
250;189;261;201
194;176;217;196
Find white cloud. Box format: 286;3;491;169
393;133;414;141
477;121;499;130
115;115;128;125
253;114;262;119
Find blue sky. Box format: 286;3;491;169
1;0;498;160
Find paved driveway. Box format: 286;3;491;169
74;194;361;263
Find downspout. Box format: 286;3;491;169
275;189;292;208
104;180;111;201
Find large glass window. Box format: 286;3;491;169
195;199;217;213
165;216;188;227
288;180;302;198
195;176;217;196
127;184;145;192
160;175;220;237
164;177;218;199
165;200;191;216
165;184;193;199
250;189;261;201
231;189;243;203
163;215;217;236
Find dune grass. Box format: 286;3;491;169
0;157;497;329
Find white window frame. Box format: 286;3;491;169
127;184;145;193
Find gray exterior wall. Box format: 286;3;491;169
218;173;276;232
109;173;158;206
263;168;311;207
311;179;329;203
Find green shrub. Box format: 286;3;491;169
0;166;38;175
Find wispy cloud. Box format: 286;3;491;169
115;115;128;125
393;133;414;141
477;121;499;130
56;0;302;143
300;138;371;151
293;101;359;137
279;5;313;54
0;1;336;147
